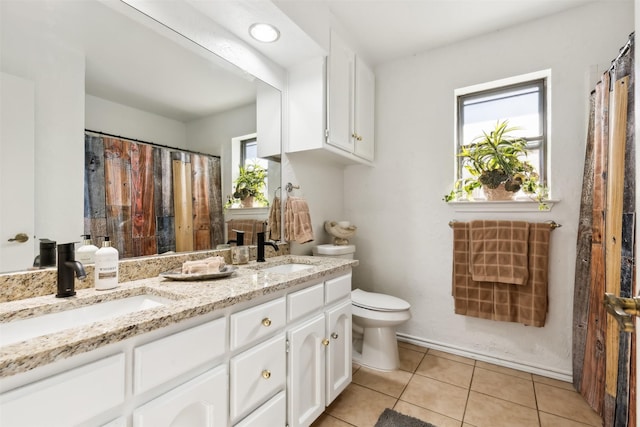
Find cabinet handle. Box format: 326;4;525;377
262;370;271;379
351;133;357;139
331;332;339;340
8;233;29;243
261;317;272;327
322;338;330;347
356;135;363;141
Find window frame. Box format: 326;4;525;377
455;72;549;191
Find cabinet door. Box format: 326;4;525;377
354;57;375;161
327;30;355;153
325;300;352;404
133;364;228;427
288;314;326;427
234;391;286;427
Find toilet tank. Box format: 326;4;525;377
312;244;356;260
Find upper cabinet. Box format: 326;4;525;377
327;31;375;162
286;29;375;166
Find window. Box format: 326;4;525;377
456;75;548;188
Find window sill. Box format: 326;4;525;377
446;199;558;213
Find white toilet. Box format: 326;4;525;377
312;244;411;371
351;289;411;371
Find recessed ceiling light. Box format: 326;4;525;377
249;23;280;43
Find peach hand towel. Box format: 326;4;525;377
469;220;530;285
268;196;281;240
284;196;314;244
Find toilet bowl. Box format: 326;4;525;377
351;288;411;371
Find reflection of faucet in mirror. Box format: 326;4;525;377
56;243;86;298
227;230;245;246
256;232;279;262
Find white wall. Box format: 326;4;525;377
186;104;257;201
86;95;188;148
344;1;634;378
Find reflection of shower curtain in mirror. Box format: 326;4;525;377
84;133;224;258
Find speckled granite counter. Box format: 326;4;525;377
0;255;357;378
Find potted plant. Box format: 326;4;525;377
444;120;543;202
229;162;269;208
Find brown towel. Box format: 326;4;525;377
452;222;550;327
268;196;281;240
227;219;267;245
469;220;529;285
284;196;314;244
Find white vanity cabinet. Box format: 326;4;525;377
287;274;353;427
0;353;125;427
133;364;228;427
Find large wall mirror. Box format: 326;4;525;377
0;0;282;273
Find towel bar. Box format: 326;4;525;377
448;220;561;230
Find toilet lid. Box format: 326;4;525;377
351;289;410;312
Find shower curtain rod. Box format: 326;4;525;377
607;32;634;73
84;129;221;159
448;220;561;230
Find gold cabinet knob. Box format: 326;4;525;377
261;317;272;327
351;133;357;139
331;332;339;340
356;135;363;141
262;370;271;379
322;338;330;347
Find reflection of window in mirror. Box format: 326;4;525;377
229;133;269;208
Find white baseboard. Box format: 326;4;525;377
397;333;573;383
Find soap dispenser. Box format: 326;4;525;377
94;236;119;290
76;235;99;264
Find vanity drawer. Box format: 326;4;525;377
230;334;286;421
0;353;125;426
325;273;352;304
133;317;226;394
287;283;324;322
230;297;286;350
234;391;286;427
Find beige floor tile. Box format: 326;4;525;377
399;346;425;373
398;341;428;353
533;374;575;391
539;411;595;427
464;391;539;427
400;374;469;421
352;363;360;375
326;383;396;427
416;354;474;388
394;400;462;427
471;367;536;408
352;366;413;398
534;383;602;426
311;413;354;427
475;360;532;380
427;349;476;366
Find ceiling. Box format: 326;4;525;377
195;0;603;68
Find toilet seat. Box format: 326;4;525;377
351;289;410;312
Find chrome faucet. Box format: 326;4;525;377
256;232;278;263
56;243;86;298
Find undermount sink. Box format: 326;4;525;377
260;263;314;274
0;294;172;347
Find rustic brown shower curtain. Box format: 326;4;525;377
573;33;635;427
84;133;225;258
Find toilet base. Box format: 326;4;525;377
353;326;399;371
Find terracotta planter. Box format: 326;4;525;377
483;183;515;201
240;196;254;208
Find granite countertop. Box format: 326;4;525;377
0;255;357;378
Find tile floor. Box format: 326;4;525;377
312;342;603;427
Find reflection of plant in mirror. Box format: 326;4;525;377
227;162;269;208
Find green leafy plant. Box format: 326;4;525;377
444;120;545;203
226;162;269;208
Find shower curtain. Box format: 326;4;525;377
573;33;635;427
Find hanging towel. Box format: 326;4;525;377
284;196;314;244
452;221;550;327
268;196;281;240
469;220;530;285
226;219;267;245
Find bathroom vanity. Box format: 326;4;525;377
0;255;356;427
